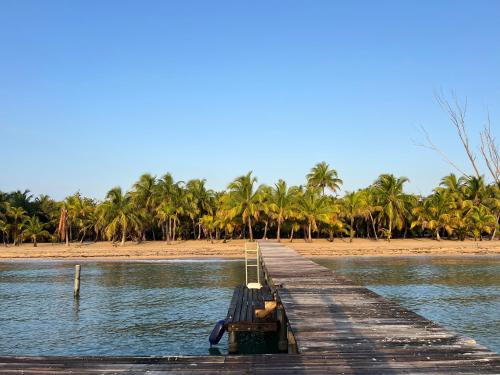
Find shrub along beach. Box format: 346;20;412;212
0;162;498;259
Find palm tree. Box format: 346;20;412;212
7;206;27;246
463;176;487;205
411;190;455;240
186;179;214;240
465;205;497;241
200;214;217;243
156;173;185;242
22;216;49;247
324;196;345;241
269;180;296;242
256;185;273;240
215;193;237;242
96;187;140;246
156;201;175;243
372;174;410;241
0;219;10;246
171;184;188;241
9;190;35;215
297;188;329;242
132;173;158;241
440;174;466;196
484;184;500;240
306;162;343;195
227;172;260;241
362;188;380;240
343;191;367;242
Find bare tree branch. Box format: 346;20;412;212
480;114;500;184
415;125;469;177
435;90;481;178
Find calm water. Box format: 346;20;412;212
0;260;245;356
315;256;500;353
0;257;498;355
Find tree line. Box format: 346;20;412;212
0;162;498;247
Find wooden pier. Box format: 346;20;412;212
1;241;499;374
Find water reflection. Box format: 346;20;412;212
0;260;245;356
315;256;500;353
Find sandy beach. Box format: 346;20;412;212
0;238;498;260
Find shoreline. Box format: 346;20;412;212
0;238;499;261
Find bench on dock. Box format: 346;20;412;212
225;285;278;333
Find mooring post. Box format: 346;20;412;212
228;330;238;354
287;328;298;353
277;304;288;352
73;265;81;298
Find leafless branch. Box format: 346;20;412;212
435;90;481;178
415;125;469;177
480;114;500;184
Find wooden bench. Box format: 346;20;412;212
225;285;278;332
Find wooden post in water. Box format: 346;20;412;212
287;329;298;354
73;265;81;298
228;330;238;354
277;304;288;352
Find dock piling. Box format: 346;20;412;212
277;304;288;352
228;331;238;354
73;265;81;298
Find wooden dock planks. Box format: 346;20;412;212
0;353;498;374
225;285;278;332
258;241;499;373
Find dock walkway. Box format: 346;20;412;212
259;241;499;372
1;242;498;374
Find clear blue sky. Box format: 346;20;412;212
1;1;499;200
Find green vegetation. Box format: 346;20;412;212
0;163;498;246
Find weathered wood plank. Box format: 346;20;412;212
258;241;499;372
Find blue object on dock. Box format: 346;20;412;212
209;319;226;345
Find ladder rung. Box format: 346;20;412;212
246;264;258;267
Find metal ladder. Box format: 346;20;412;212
245;242;262;289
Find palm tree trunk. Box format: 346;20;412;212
388;217;392;242
262;221;268;240
289;227;294;242
173;219;177;242
33;236;37;247
121;228;126;246
491;214;499;240
277;220;281;242
166;221;171;244
350;217;354;243
369;213;378;241
248;217;253;241
65;226;69;247
435;229;441;241
308;223;312;243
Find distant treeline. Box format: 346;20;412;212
0;162;499;247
